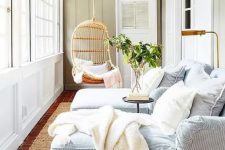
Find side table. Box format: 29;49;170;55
122;97;154;113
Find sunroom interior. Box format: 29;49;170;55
1;0;225;150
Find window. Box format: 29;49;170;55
56;1;60;53
0;0;11;69
20;0;31;63
185;10;191;29
0;0;62;70
33;0;60;59
122;1;149;29
118;0;157;44
185;0;191;8
183;0;191;29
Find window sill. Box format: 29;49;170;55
0;67;19;75
21;52;64;67
0;52;63;75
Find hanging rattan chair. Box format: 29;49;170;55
71;0;116;84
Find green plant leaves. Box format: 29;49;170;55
106;34;162;69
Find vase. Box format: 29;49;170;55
131;67;144;94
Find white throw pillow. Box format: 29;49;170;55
152;81;196;135
142;68;165;95
74;58;93;67
83;63;109;75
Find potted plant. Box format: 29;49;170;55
107;34;162;96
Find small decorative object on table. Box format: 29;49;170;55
123;97;154;113
107;34;162;100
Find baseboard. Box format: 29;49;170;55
64;83;105;90
64;83;80;90
1;87;63;150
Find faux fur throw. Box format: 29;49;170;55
48;106;154;150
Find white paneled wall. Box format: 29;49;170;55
0;87;15;147
0;54;63;150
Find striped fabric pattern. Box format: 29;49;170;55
176;116;225;150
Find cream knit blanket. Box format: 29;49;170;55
48;106;154;150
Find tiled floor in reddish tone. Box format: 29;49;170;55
18;90;76;150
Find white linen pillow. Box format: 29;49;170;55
74;58;93;67
142;68;165;95
152;81;196;135
83;63;109;75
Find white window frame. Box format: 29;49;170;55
0;1;12;70
12;0;31;66
0;0;63;71
31;0;61;61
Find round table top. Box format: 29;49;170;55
122;97;154;104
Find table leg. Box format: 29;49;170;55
137;103;139;113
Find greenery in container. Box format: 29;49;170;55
106;34;162;93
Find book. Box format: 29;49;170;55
127;95;149;101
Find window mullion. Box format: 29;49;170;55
30;0;36;62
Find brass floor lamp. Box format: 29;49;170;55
181;30;220;68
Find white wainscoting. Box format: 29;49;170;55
0;53;64;150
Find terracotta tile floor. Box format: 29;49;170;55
18;90;76;150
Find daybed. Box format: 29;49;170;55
51;60;225;150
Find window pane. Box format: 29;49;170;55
56;0;60;52
122;2;135;28
122;1;149;29
33;0;60;59
0;1;11;69
21;0;30;63
135;2;149;29
185;10;191;29
185;0;191;8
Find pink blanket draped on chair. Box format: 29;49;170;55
103;68;122;88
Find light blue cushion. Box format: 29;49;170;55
178;59;213;75
149;87;168;112
176;116;225;150
70;88;150;114
211;69;225;116
158;66;185;87
210;68;225;79
51;132;94;150
51;126;176;150
185;66;225;116
150;87;168;101
140;126;176;150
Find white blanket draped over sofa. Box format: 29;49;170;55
48;106;154;150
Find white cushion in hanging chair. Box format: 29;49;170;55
73;60;112;84
83;63;110;76
74;58;93;69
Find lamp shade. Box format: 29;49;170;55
182;30;206;36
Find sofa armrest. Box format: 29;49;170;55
176;116;225;150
